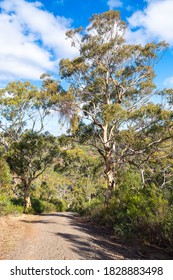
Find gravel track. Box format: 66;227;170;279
0;212;170;260
8;212;129;260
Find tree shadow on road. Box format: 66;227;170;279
55;213;170;260
21;219;56;224
56;231;130;259
24;212;170;260
46;212;138;259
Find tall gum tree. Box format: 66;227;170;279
45;11;172;202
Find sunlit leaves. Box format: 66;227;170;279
7;132;59;181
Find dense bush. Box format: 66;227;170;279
109;186;169;241
0;196;23;215
67;186;87;213
50;198;67;212
31;198;57;214
86;185;173;252
40;201;57;213
77;198;105;216
10;197;24;207
1;196;66;215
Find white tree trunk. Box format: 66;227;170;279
104;169;115;206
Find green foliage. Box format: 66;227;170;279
0;196;23;216
10;197;24;207
9;196;59;214
87;183;173;250
23;206;35;215
7;132;58;179
79;198;105;216
77;166;173;252
0;11;172;260
31;198;57;214
6;131;59;211
163;206;173;251
68;186;86;213
35;180;58;202
53;141;105;213
50;198;67;212
109;186;168;237
39;201;57;213
0;147;12;194
0;81;40;143
0;158;12;194
117;168;142;189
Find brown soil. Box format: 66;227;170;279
0;212;171;260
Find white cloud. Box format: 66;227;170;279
107;0;123;9
125;28;149;45
127;0;173;45
0;0;77;82
164;76;173;86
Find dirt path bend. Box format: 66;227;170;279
0;212;170;260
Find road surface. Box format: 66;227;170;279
0;212;169;260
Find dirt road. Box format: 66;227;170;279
0;212;170;260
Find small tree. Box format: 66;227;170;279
7;132;59;212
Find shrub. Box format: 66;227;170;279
78;198;105;216
86;204;107;222
31;198;57;214
0;196;23;216
31;198;43;214
50;198;67;212
84;184;173;253
106;185;173;249
68;195;86;213
10;197;24;206
24;206;35;214
40;201;57;213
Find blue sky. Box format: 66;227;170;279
0;0;173;134
0;0;173;87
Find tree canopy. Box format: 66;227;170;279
7;132;59;211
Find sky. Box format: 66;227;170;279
0;0;173;134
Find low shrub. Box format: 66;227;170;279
24;206;35;214
101;185;173;251
0;196;23;216
78;198;105;216
10;197;24;206
50;198;67;212
30;198;42;214
83;185;173;253
31;198;57;214
40;201;57;213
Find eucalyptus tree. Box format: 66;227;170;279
40;11;173;202
6;132;59;212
